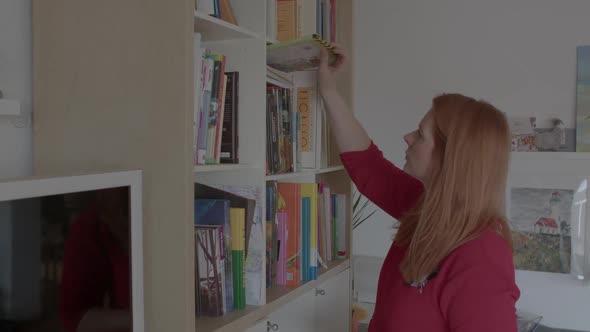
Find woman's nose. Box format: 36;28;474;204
404;133;412;146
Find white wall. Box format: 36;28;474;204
353;0;590;329
0;0;34;320
0;0;33;179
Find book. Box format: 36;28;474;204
194;199;234;313
193;33;202;164
194;183;255;257
301;183;318;280
221;72;239;164
276;0;297;41
276;211;288;285
197;52;215;165
265;181;279;288
214;73;228;163
219;0;238;25
195;225;225;317
196;50;229;165
301;197;311;281
267;34;337;72
277;182;301;286
206;54;224;164
215;184;265;306
230;207;246;310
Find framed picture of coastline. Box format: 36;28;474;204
506;172;590;279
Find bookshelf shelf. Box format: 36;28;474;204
194;258;350;332
314;165;345;174
511;151;590;160
194;11;259;41
510;151;590;176
266;76;292;89
194;164;257;173
265;166;345;181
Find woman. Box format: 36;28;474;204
319;48;520;331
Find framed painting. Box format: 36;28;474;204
507;172;590;279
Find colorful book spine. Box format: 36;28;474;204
301;183;318;280
197;52;214;164
213;55;227;163
230;207;246;309
278;182;301;286
277;211;288;286
302;197;311;281
220;71;239;163
276;0;297;41
323;185;332;261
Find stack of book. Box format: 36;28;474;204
265;181;347;288
194;34;240;165
266;0;336;43
194;183;258;317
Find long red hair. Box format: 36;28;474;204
394;93;512;283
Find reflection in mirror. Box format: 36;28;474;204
0;187;132;332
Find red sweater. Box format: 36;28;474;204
341;142;520;332
59;206;130;332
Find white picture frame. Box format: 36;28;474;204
508;155;590;283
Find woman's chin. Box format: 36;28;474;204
403;163;411;174
403;165;418;179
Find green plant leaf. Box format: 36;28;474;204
353;210;377;229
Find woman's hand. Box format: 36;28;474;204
316;44;371;153
318;44;347;96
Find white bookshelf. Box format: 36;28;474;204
193;1;353;331
264;166;345;181
195;259;350;332
194;11;260;41
33;0;353;331
194;163;257;173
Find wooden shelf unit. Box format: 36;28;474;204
32;1;354;331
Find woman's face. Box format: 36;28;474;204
403;111;436;183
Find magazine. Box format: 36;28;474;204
267;34;337;72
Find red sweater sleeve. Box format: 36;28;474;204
59;211;110;332
340;141;424;220
439;232;520;332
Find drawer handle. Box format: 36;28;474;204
267;321;279;331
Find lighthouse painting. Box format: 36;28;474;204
509;188;573;273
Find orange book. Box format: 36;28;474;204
219;0;238;25
277;0;297;41
277;182;301;286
